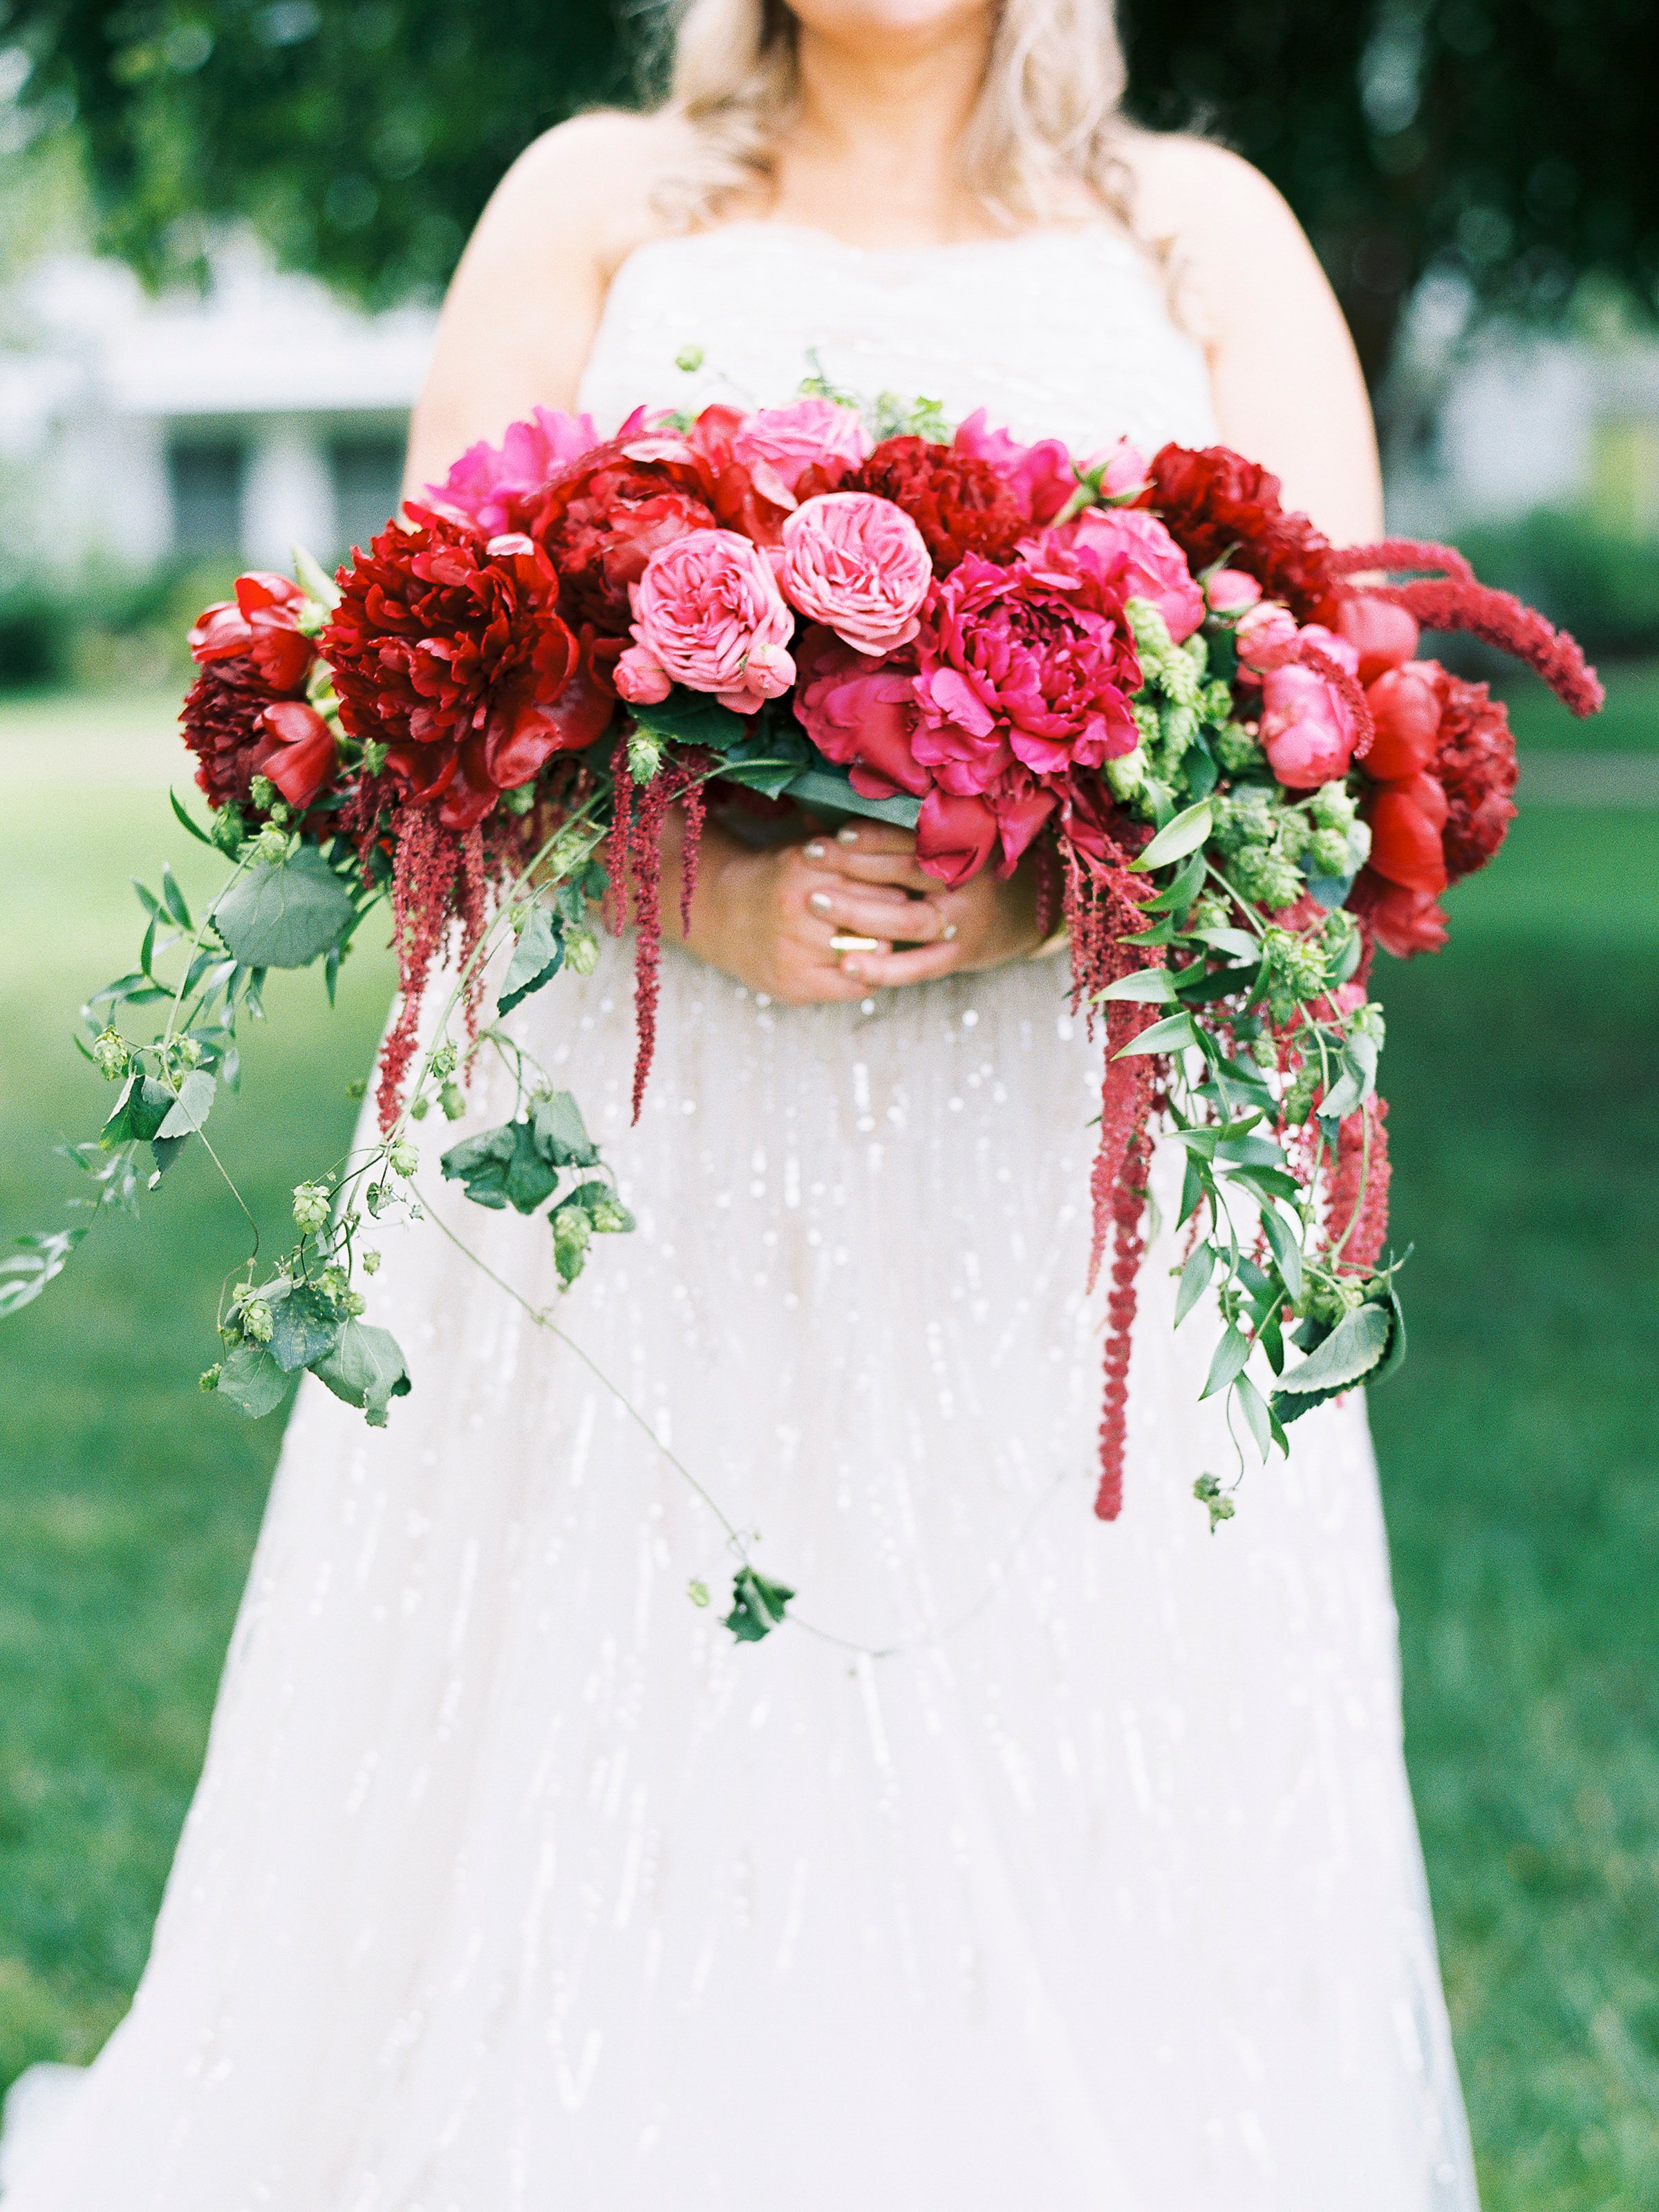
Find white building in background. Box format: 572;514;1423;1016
0;242;436;577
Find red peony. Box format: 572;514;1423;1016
181;572;334;812
1147;444;1338;622
1434;675;1518;881
1349;867;1449;958
1365;773;1450;897
529;433;718;632
847;435;1025;571
326;509;615;831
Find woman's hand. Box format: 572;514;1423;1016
666;814;1044;1006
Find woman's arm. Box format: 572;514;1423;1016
1129;136;1386;545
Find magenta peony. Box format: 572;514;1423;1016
426;406;603;538
778;492;932;657
616;527;797;714
1058;507;1206;642
951;409;1076;525
1257;628;1360;789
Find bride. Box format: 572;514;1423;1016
2;2;1481;2205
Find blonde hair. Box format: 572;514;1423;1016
648;0;1140;234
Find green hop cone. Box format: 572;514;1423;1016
565;928;601;977
1260;926;1328;1022
249;774;278;812
210;806;245;855
388;1137;419;1179
439;1080;467;1121
499;781;536;816
626;729;664;785
429;1041;458;1078
1282;1059;1319;1127
1351;1000;1387;1049
1212;721;1263;774
1309;827;1351;877
1232;845;1302;911
318;1266;347;1303
675;344;705;373
552;1203;593;1284
1104;746;1147;802
199;1364;222;1392
361;1248;382;1276
241;1297;274;1344
252;823;292;865
91;1026;130;1082
1311;780;1357;832
589;1190;635;1235
1194;1473;1237;1531
1275;809;1312;863
1214;794;1274;856
292;1180;332;1233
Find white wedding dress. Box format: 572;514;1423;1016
2;223;1479;2210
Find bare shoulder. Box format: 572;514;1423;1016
478;108;698;274
1122;133;1312;283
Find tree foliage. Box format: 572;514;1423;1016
3;0;1655;378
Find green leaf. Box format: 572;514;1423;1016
100;1074;174;1150
1175;963;1259;1005
1233;1369;1277;1459
783;766;922;830
268;1283;344;1373
160;862;192;929
626;689;749;752
292;542;341;608
1274;1302;1391;1398
715;724;812;800
498;906;565;1016
1112;1011;1197;1059
214;845;356;969
156;1069;216;1141
1224;1164;1303;1204
1192;925;1261;962
1370;1283;1409;1391
1094;968;1177;1005
1215;1131;1284;1170
169;788;216;846
1259;1207;1305;1306
1132;798;1212;872
1174;1241;1216;1326
0;1226;88;1320
214;1340;290;1418
440;1122;559;1215
564;1179;634;1234
1177;1149;1208;1226
531;1089;599;1168
310;1322;411;1426
724;1564;796;1644
1142;847;1208;915
1200;1322;1250;1400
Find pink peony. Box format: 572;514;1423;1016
730;398;870;498
426;406;601;537
1058;507;1206;642
1207;567;1262;615
1235;599;1301;675
615;527;796;715
1258;628;1361;789
778;492;932;657
911;549;1141;796
953;409;1076;525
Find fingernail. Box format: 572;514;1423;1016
803;840;826;859
842;959;863;979
836;826;859;845
941;922;958;941
808;891;833;913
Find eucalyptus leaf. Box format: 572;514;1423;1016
310;1322;411;1427
1233;1370;1275;1459
1142;847;1208;914
214;845;356;970
1132;799;1212;872
214;1340;289;1418
498;907;565;1016
160;863;192;929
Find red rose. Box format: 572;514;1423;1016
1435;675;1518;881
1349;867;1449;958
326;510;615;830
189;570;315;693
1147;444;1338;622
847;435;1024;572
529;434;718;632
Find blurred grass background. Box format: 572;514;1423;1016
0;676;1655;2211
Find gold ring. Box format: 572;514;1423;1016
830;934;881;957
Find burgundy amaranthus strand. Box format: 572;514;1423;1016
609;738;712;1123
1096;1122;1154;1521
1324;1095;1391;1275
376;803;460;1132
1300;639;1376;760
1331;541;1604;718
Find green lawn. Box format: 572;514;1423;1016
0;686;1655;2210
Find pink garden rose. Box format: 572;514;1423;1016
911;548;1141;799
730;398;870;498
778;492;932;657
427;406;603;537
1094;438;1150;497
1258;626;1362;789
615;527;796;714
1058;507;1206;643
1206;567;1262;615
952;409;1076;525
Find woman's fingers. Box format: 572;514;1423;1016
800;825;937;894
803;882;950;942
838;938;964;988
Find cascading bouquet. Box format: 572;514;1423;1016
5;378;1600;1600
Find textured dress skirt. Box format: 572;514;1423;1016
0;221;1481;2210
